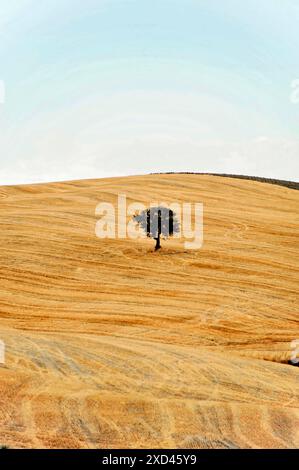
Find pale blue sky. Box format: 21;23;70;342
0;0;298;183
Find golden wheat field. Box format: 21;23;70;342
0;173;298;449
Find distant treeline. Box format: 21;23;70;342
151;172;299;191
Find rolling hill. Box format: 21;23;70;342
0;173;298;448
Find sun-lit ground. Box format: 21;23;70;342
0;174;298;448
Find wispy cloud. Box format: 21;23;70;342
0;0;298;183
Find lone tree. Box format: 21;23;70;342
133;206;180;251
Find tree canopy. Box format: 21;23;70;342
133;206;180;251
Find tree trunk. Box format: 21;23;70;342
154;235;161;251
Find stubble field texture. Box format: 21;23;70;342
0;174;298;448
